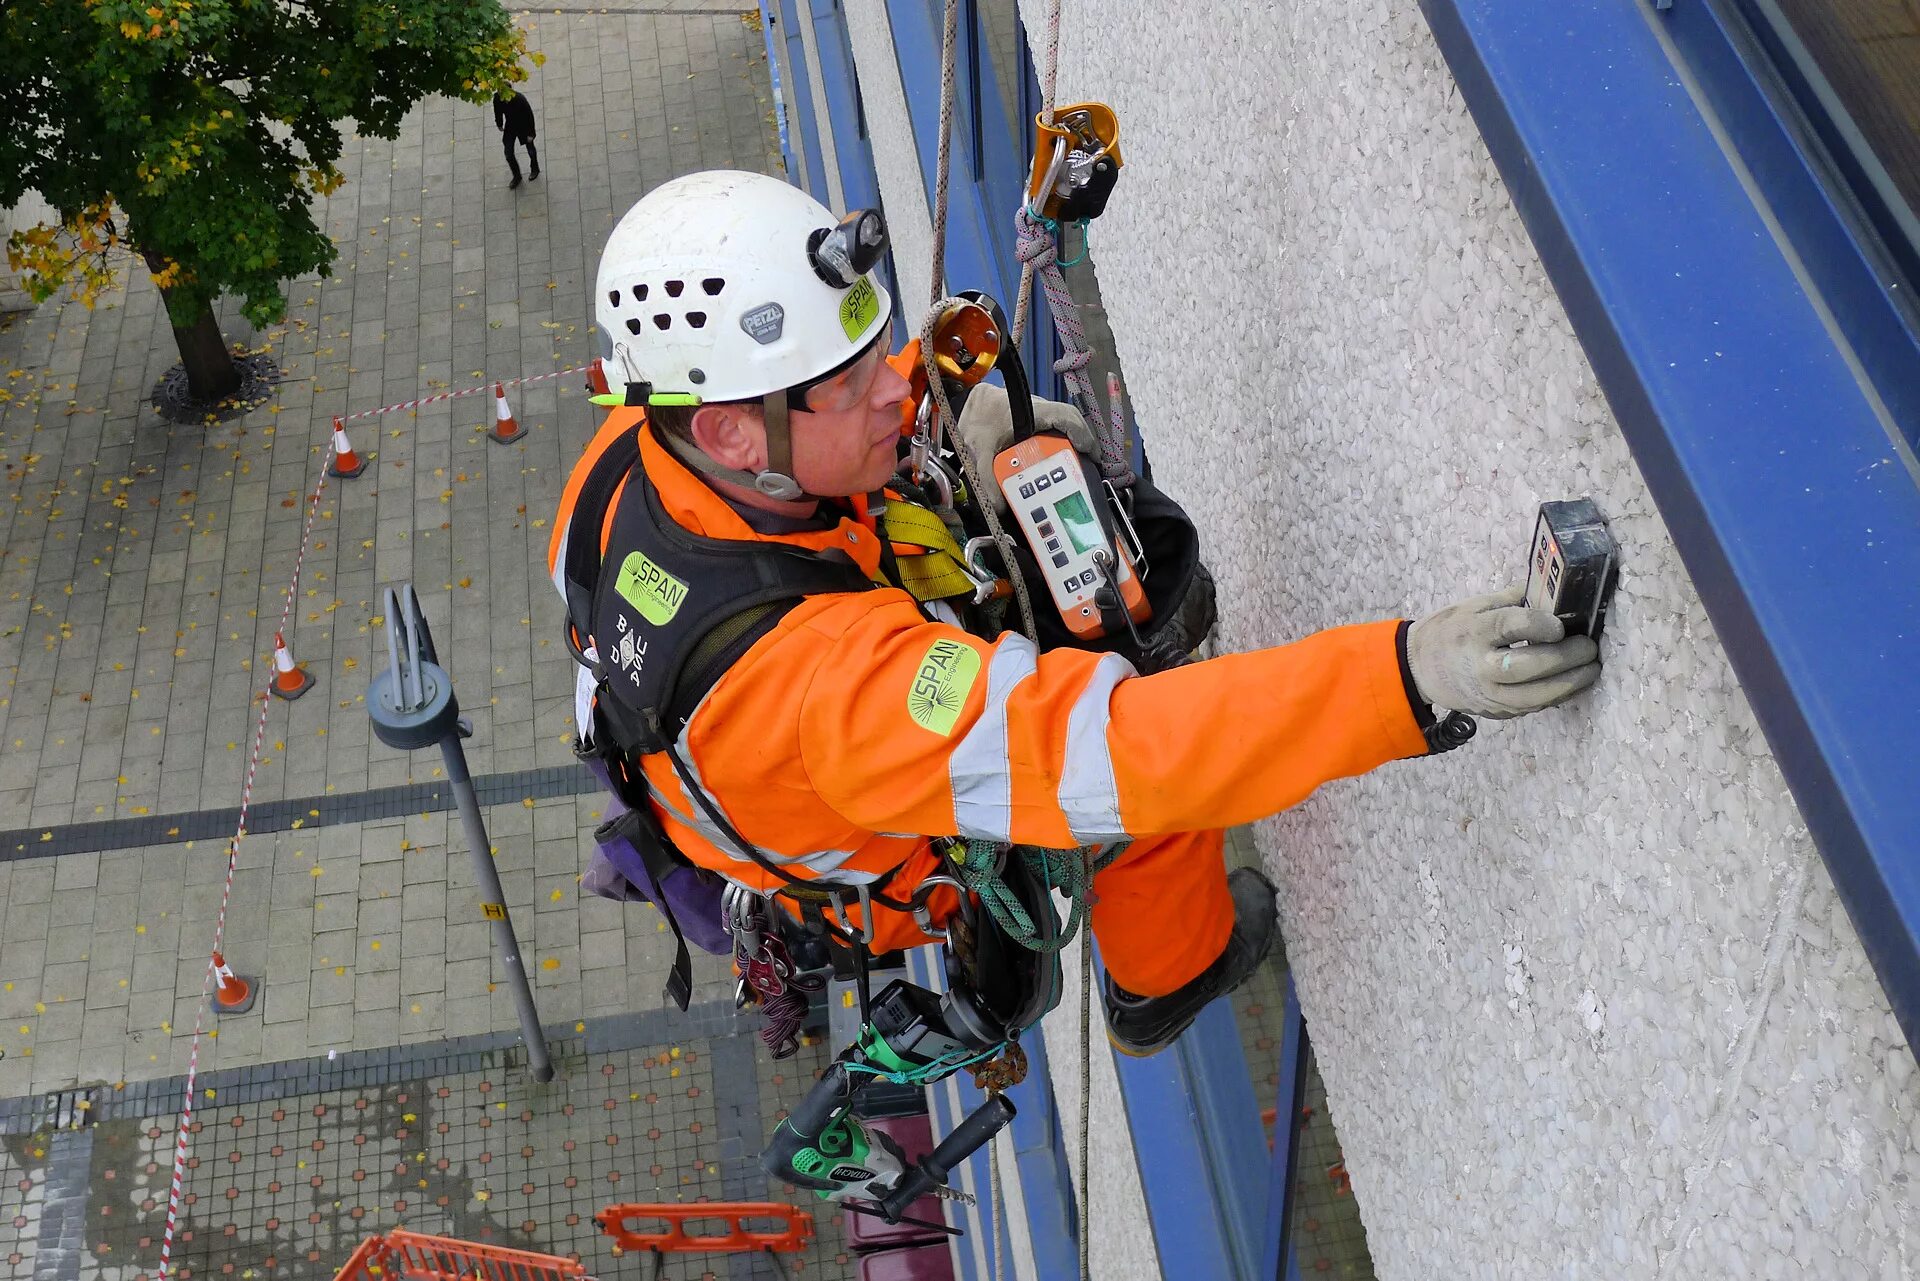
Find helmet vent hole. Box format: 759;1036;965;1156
624;318;643;335
607;289;621;308
664;280;685;298
652;314;672;330
634;284;648;301
686;312;708;329
702;277;725;296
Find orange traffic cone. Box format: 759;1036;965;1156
210;951;258;1015
269;631;314;701
328;416;366;478
489;381;524;444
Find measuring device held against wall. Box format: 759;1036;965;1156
1524;499;1619;641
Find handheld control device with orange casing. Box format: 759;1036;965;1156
992;434;1149;639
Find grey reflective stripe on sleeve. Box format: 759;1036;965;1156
658;714;867;879
948;636;1039;842
1058;651;1137;844
549;528;570;600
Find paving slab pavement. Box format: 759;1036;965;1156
0;4;885;1277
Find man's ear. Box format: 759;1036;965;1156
689;403;766;472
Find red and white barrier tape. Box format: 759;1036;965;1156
337;362;594;423
156;447;339;1279
155;357;600;1276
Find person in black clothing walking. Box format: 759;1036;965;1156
493;90;540;189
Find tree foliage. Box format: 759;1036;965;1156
0;0;539;327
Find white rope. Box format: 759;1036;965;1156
930;0;963;305
1012;0;1066;339
925;2;1093;1273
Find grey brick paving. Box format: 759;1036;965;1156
0;5;835;1275
0;5;779;832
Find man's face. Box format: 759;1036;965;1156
771;335;911;496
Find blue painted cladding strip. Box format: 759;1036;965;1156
881;0;1009;300
1261;979;1308;1279
757;0;798;185
1419;0;1920;1045
775;0;829;198
1003;1028;1081;1281
1098;947;1245;1279
1176;998;1270;1275
806;0;879;211
804;0;909;349
1667;0;1920;447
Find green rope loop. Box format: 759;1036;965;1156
952;838;1125;953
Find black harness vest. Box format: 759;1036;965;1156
562;428;875;760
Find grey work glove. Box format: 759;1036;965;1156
1406;586;1601;719
953;383;1096;512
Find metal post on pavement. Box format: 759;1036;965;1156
366;583;555;1083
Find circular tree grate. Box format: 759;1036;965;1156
150;348;281;424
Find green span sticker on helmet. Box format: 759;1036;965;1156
838;277;880;343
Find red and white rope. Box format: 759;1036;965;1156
156;443;340;1280
338;362;593;423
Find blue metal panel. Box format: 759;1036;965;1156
773;0;830;199
880;0;1010;301
1261;979;1308;1279
1100;948;1262;1280
1667;0;1920;447
756;0;798;185
804;0;909;348
1419;0;1920;1046
1176;999;1269;1273
1003;1029;1082;1280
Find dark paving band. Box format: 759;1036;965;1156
0;999;749;1135
0;764;602;864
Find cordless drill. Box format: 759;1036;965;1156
762;979;1016;1221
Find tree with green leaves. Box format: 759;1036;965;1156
0;0;538;403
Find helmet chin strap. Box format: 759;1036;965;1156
652;394;813;503
753;392;808;502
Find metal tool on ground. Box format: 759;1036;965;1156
332;1229;589;1281
366;583;553;1082
208;950;257;1015
490;381;525;444
327;416;366;478
596;1201;814;1280
269;631;314;700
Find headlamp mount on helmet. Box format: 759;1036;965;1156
807;209;888;290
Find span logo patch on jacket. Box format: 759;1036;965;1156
613;550;689;626
907;638;981;736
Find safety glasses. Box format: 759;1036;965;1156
788;332;892;415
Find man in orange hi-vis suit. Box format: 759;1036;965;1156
552;172;1600;1056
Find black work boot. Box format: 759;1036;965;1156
1102;867;1278;1058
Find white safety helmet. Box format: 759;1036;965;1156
595;171;893;498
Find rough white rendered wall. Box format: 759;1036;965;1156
840;0;936;314
1015;0;1918;1278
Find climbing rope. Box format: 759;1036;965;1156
924;0;1105;1270
953;839;1122;953
1012;210;1136;488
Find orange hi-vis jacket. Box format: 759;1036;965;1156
551;410;1431;997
